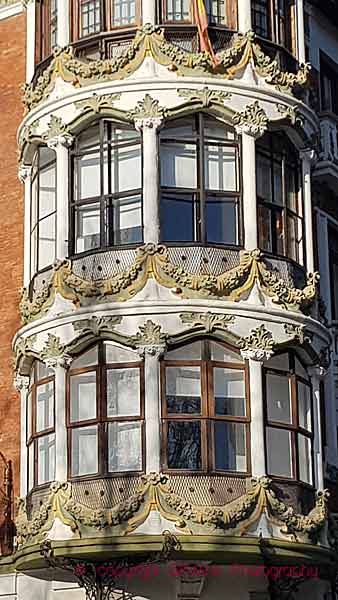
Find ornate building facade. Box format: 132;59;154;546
0;0;338;599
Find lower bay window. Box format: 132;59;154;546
27;362;55;491
161;341;250;473
67;343;144;478
264;352;313;485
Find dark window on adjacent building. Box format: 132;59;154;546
320;54;338;115
328;224;338;320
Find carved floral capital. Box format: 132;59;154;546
239;324;274;361
14;374;30;392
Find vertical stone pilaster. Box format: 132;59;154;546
14;375;30;498
56;0;70;48
23;0;36;82
141;0;156;26
18;165;32;288
300;149;317;273
237;0;252;33
308;366;325;490
296;0;306;64
235;129;260;250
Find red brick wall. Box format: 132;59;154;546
0;11;26;501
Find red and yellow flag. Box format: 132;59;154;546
191;0;218;65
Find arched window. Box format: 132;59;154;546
160;115;241;246
27;362;55;491
251;0;296;53
67;343;144;478
70;121;142;254
264;352;313;484
30;146;57;276
256;132;303;263
161;340;249;472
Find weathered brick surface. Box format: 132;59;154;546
0;12;26;500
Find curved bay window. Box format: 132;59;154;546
252;0;296;53
264;352;313;485
70;121;142;255
162;0;237;27
71;0;141;39
67;343;144;478
27;362;55;491
161;341;249;473
160;115;241;246
30;146;57;277
256;132;303;263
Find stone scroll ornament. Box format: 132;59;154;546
16;475;329;546
20;246;319;324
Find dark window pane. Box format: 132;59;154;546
160;194;195;242
258;204;273;252
167;421;201;469
81;0;101;36
214;368;245;416
110;195;143;245
214;422;246;471
266;427;293;477
166;0;190;20
166;366;201;414
257;152;272;202
252;0;269;38
206;197;237;244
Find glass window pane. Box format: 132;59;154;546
167;421;201;469
264;353;289;371
272;160;283;205
37;361;54;380
298;434;312;484
107;368;140;417
166;366;201;414
78;125;100;151
39;161;56;218
28;443;34;491
166;342;202;360
161;143;197;188
75;203;100;252
258;203;273;253
257;152;272;201
70;372;97;422
38;214;56;270
295;357;308;378
110;142;141;193
105;343;138;363
108;422;142;471
213;368;245;416
111;195;142;245
214;422;247;471
37;433;55;485
266;373;292;423
204;145;237;191
206;197;238;244
266;427;293;477
36;381;54;432
76;152;100;200
72;346;98;369
27;392;32;440
81;0;101;35
160;194;195;242
298;382;312;431
71;425;98;476
210;342;243;363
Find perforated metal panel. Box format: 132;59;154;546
72;248;139;281
27;486;50;518
168;474;246;506
166;246;241;276
72;477;141;510
264;256;306;288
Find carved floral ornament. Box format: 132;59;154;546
22;28;310;112
19;246;319;325
15;475;329;547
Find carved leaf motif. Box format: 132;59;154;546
178;87;231;107
276;104;304;126
42;115;68;141
284;323;305;344
127;94;166;120
233;101;268;136
75;93;121;114
239;324;274;352
40;334;65;361
180;312;235;332
131;320;167;347
72;315;122;336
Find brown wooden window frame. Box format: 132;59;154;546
159;113;242;247
66;342;145;480
251;0;295;52
256;131;303;264
160;340;250;474
37;0;58;61
27;363;55;491
71;0;142;41
161;0;237;27
263;351;314;486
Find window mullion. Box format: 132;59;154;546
199;114;206;243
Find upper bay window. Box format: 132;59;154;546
160;115;241;246
70;120;142;255
264;352;313;485
67;343;144;478
27;362;55;491
30;146;57;277
256;132;303;263
252;0;296;53
72;0;141;39
161;341;249;473
38;0;58;61
163;0;237;26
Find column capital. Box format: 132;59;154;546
299;147;318;166
240;348;272;362
47;133;74;150
234;123;266;139
18;164;32;183
308;365;327;379
14;374;30;392
137;344;166;359
233;101;268;139
44;354;72;371
134;117;164;132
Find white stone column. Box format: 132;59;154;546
141;0;156;25
135;118;163;245
47;134;73;261
14;375;30;498
24;0;36;82
241;349;272;477
308;367;325;490
296;0;306;64
237;0;252;33
46;356;72;482
236;129;260;250
56;0;70;48
300;149;316;273
138;344;166;473
18;165;32;288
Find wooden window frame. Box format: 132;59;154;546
69;119;143;256
30;147;57;278
263;351;314;486
256;132;303;264
161;0;237;28
160;341;250;475
71;0;142;41
159;113;243;247
252;0;295;52
66;342;145;480
37;0;58;61
27;364;55;491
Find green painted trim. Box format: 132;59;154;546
0;555;16;575
12;535;336;573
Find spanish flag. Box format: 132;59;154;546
191;0;218;65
